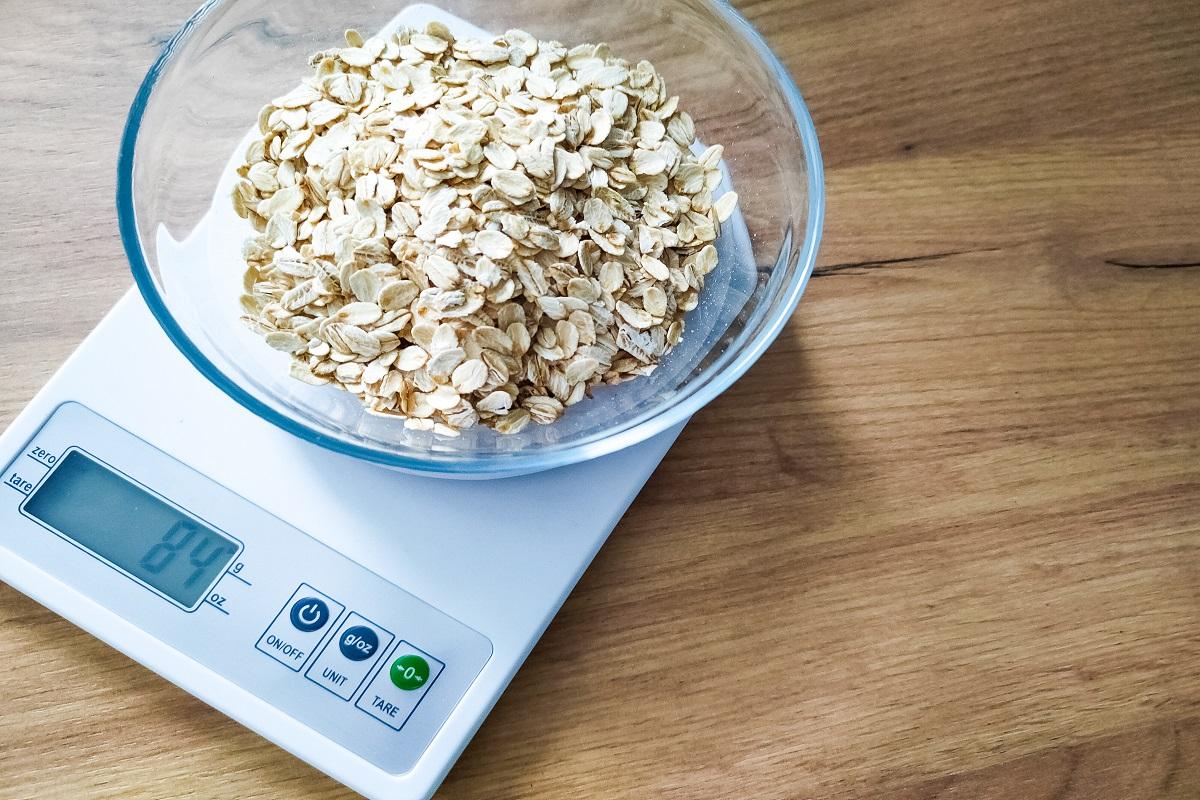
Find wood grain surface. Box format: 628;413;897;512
2;0;1199;798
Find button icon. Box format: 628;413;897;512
256;585;344;673
390;654;431;691
305;613;394;700
339;625;381;662
356;642;444;730
290;597;330;632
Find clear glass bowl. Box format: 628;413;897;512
118;0;824;479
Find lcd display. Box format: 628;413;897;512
23;451;239;608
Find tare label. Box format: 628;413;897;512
4;472;35;495
356;643;444;732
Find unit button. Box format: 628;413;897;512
356;642;445;731
304;613;395;701
340;625;380;661
255;584;344;672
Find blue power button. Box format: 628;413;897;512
289;597;330;632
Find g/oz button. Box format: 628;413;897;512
290;597;330;632
340;625;380;661
305;613;395;700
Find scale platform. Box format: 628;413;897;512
0;292;681;799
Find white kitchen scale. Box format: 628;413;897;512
0;293;683;799
0;6;762;799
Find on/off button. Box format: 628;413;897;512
290;597;330;632
255;584;344;672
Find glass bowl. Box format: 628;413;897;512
118;0;824;479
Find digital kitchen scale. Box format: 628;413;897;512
0;5;767;798
0;295;683;798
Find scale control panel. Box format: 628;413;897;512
0;402;493;775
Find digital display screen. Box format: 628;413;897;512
23;451;240;609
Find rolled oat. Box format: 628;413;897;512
234;24;739;435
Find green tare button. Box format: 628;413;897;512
390;654;431;691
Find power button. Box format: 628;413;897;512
255;584;345;672
290;597;330;632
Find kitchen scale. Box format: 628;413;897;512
0;6;768;798
0;293;683;799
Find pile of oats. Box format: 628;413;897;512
234;23;738;436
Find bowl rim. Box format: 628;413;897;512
117;0;825;477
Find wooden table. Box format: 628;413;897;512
3;1;1199;797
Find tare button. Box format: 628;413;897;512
304;613;394;701
255;584;344;672
356;642;444;731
